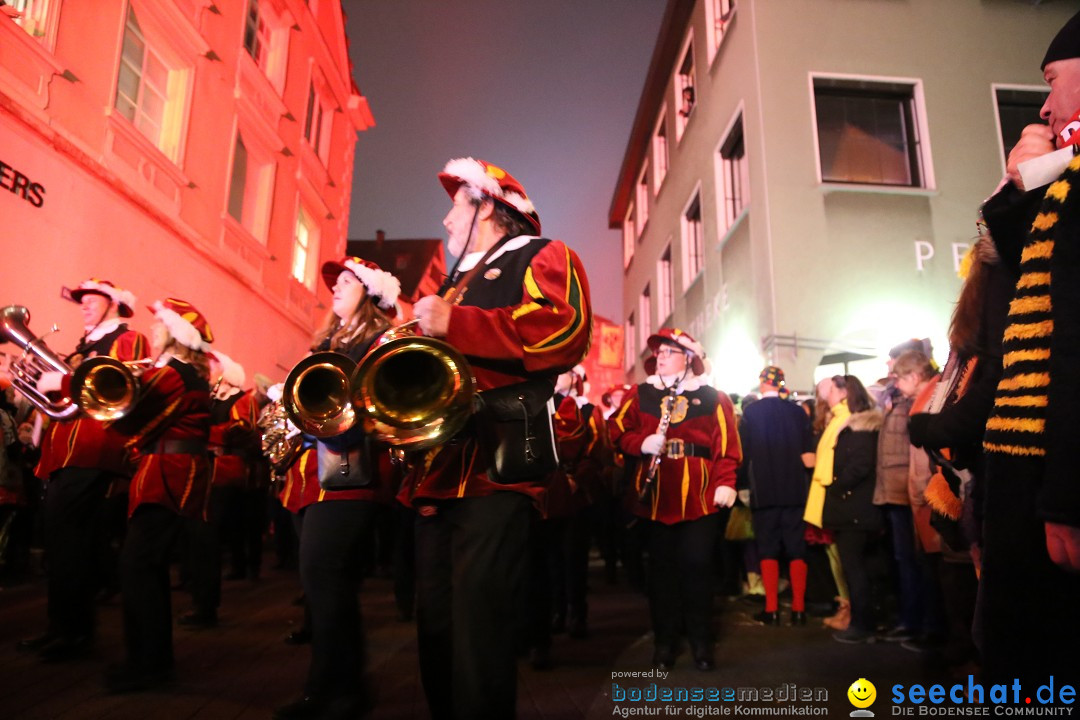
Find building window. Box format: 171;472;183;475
658;245;673;323
291;206;319;289
682;192;704;289
636;164;650;237
227;131;274;242
718;112;748;232
706;0;736;63
639;284;651;353
623;204;635;269
304;80;335;166
653;113;669;191
995;87;1048;168
626;311;636;370
675;39;696;140
813;77;928;187
114;5;182;159
7;0;54;42
243;0;271;68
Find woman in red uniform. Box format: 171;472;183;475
102;297;214;692
274;257;400;720
609;328;741;672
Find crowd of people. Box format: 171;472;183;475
4;10;1080;717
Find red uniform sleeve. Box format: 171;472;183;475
109;365;186;448
445;241;591;374
706;391;742;493
608;386;652;457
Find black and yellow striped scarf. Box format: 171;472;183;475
983;155;1080;457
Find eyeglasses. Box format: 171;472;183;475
655;346;685;358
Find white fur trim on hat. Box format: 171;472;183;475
211;350;246;388
152;302;206;352
343;259;401;311
442;158;537;216
76;280;136;311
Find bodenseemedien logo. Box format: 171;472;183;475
849;678;877;717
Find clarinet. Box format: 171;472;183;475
638;386;679;504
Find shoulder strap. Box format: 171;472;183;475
442;235;514;305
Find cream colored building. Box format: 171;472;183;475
610;0;1074;394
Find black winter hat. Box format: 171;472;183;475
1043;10;1080;69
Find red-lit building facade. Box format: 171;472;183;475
0;0;373;382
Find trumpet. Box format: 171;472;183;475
281;320;475;452
0;305;146;421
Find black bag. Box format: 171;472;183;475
473;379;558;484
316;437;376;491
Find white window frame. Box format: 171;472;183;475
652;111;669;192
681;186;705;291
705;0;736;66
8;0;61;49
623;203;635;269
809;72;935;190
625;311;636;371
291;203;320;290
110;2;194;164
657;243;674;324
636;163;650;238
715;105;748;237
226;126;276;244
242;0;289;93
991;83;1048;177
639;284;652;354
674;33;696;142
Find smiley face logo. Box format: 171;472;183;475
847;678;876;709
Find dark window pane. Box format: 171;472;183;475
228;135;248;222
816;86;917;186
997;88;1047;164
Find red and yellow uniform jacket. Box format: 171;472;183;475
109;357;211;519
544;396;603;519
36;321;148;480
209;388;259;489
279;445;321;514
405;237;592;506
609;377;741;525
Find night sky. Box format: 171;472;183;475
342;0;667;321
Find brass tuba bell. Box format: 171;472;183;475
281;352;359;438
351;322;475;451
69;356;144;421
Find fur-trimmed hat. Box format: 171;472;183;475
644;328;706;376
601;383;633;408
62;278;136;318
149;298;213;351
438;158;541;234
210;350;245;388
1043;10;1080;69
320;257;401;313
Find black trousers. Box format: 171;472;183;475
979;454;1080;686
415;492;532;720
44;466;112;639
648;514;720;653
232;487;266;578
833;528;875;633
120;504;186;671
548;507;592;621
186;485;230;615
299;499;377;701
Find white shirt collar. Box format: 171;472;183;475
85;317;123;342
456;235;538;273
762;390;779;398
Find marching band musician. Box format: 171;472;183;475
609;328;741;673
102;298;214;693
274;256;401;720
409;157;592;719
16;278;148;663
181;350;255;629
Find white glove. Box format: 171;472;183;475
36;371;64;394
640;433;665;456
737;488;751;506
714;486;737;508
